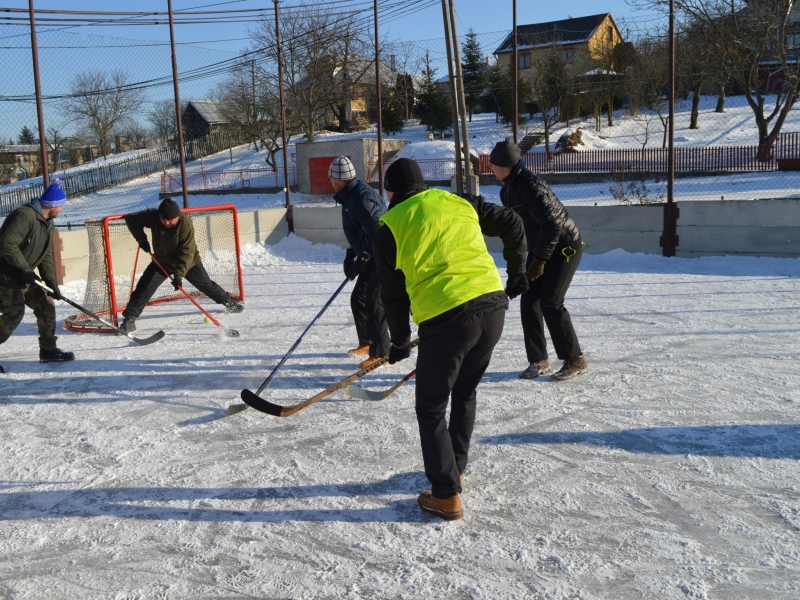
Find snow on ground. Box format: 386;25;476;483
0;235;799;598
44;94;797;229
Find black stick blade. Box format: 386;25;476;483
241;388;286;416
131;330;166;346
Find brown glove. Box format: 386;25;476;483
527;258;546;282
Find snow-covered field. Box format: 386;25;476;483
0;236;798;598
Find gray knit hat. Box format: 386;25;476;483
328;156;356;180
489;137;522;168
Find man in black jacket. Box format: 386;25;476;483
373;158;528;521
490;137;588;381
329;156;389;366
0;180;75;372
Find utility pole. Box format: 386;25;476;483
251;59;257;149
448;0;474;192
440;0;463;194
274;0;293;232
512;0;518;144
167;0;189;208
661;0;679;256
28;0;49;188
374;0;384;196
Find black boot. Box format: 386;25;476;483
224;300;244;313
118;316;136;334
40;348;75;363
0;365;5;374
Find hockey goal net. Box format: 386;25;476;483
65;204;244;333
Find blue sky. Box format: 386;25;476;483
4;0;661;53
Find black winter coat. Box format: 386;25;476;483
334;179;386;256
0;199;57;288
499;162;581;261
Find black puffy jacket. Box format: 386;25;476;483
334;179;386;256
499;162;581;261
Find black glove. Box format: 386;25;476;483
139;239;151;254
172;277;183;291
343;248;356;279
527;258;546;282
349;252;372;280
43;279;63;300
19;269;38;286
505;272;529;299
388;342;411;365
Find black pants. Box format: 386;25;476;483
520;241;583;363
415;308;505;498
350;263;389;357
122;261;231;319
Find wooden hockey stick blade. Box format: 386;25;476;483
226;402;249;415
239;340;419;418
346;368;416;401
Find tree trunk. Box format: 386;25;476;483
715;87;726;113
607;98;614;127
689;90;701;129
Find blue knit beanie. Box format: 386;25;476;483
40;178;67;208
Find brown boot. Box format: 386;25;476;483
418;490;463;521
347;345;370;356
519;359;551;379
358;356;386;369
551;354;588;381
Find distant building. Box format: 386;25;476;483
494;13;624;82
182;100;235;140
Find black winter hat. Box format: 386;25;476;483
158;197;181;220
385;158;425;192
489;137;521;167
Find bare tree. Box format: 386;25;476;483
148;99;182;146
250;5;369;142
638;0;800;151
529;45;576;152
64;70;144;157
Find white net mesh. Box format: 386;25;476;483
65;205;242;333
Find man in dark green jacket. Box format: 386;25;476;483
118;198;243;333
0;181;75;372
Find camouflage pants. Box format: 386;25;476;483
0;284;57;351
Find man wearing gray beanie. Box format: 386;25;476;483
490;138;588;381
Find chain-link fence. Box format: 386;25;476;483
2;6;798;218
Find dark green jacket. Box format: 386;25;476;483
124;209;200;279
0;199;57;288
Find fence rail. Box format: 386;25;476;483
376;142;798;182
161;167;297;193
0;130;248;217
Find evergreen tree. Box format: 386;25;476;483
17;126;36;144
416;52;451;134
461;29;486;122
381;91;404;134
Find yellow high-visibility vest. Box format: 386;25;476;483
380;188;503;325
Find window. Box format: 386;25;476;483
518;53;531;69
788;33;800;50
607;26;613;43
562;48;574;63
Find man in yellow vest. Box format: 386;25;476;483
372;158;528;521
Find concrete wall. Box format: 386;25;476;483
54;199;800;285
676;199;800;258
295;139;409;194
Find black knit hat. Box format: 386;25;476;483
385;158;425;192
489;137;521;168
158;197;181;219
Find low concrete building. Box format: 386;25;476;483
294;138;409;194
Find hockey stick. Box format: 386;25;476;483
34;281;165;346
227;277;350;415
241;339;419;417
148;253;240;337
346;368;416;401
